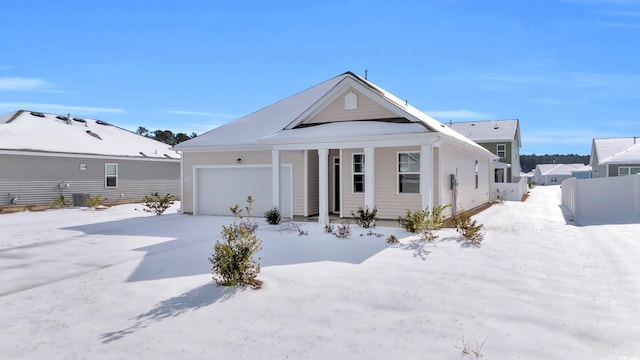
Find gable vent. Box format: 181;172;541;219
30;112;45;118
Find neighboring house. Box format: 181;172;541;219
0;110;180;206
174;71;497;222
590;137;640;178
447;119;521;183
533;163;586;185
571;165;592;179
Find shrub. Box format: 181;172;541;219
386;235;399;244
142;192;175;215
351;206;377;228
53;195;71;208
24;203;36;211
397;209;425;233
264;207;281;225
279;222;308;236
334;222;351;239
324;223;334;234
454;209;485;247
209;196;262;288
397;205;450;242
86;194;107;208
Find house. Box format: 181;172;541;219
533;163;586;185
570;165;592;179
590;137;640;178
0;110;180;207
174;71;497;222
447;119;521;183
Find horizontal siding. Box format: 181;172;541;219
439;142;491;215
0;154;179;206
0;179;179;206
373;146;422;219
307;88;397;124
307;150;319;216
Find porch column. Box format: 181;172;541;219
421;144;433;210
272;149;280;210
364;146;375;210
318;148;329;224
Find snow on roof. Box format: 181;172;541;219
536;163;586;176
175;72;494;157
593;137;640;165
447;119;520;145
0;110;179;159
571;165;592;173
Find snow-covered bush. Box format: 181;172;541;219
334;223;351;239
397;205;450;241
86;194;107;208
209;196;262;288
454;209;485;246
280;222;308;236
264;207;281;225
142;192;175;215
386;235;399;244
351;206;377;228
53;195;71;208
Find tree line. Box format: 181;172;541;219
136;126;197;145
520;154;590;172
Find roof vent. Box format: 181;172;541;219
139;152;148;157
96;120;109;126
164;154;173;158
73;117;86;123
56;115;69;121
30;112;45;118
494;123;499;129
85;130;102;140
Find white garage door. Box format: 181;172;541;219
195;166;292;218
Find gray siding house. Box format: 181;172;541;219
590;137;640;178
0;110;180;207
447;119;521;183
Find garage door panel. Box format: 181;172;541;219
196;166;291;217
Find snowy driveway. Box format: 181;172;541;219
1;187;640;359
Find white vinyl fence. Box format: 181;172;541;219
494;176;529;202
562;175;640;224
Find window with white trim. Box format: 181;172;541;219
496;144;506;158
353;153;365;193
619;166;640;176
398;152;420;194
105;163;118;188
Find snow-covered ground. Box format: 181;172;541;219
1;186;639;359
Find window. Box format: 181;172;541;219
105;163;118;188
398;152;420;193
619;166;640;176
353;153;365;193
496;144;506;158
550;176;558;183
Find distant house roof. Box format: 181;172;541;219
0;110;179;159
175;71;493;157
447;119;521;147
536;163;586;176
591;137;640;165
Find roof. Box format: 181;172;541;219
447;119;520;146
175;72;494;157
536;163;586;176
592;137;640;165
0;110;179;159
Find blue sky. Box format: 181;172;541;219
2;0;639;155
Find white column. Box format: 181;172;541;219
272;149;280;210
364;147;375;210
303;150;309;217
420;144;433;210
318;148;329;224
